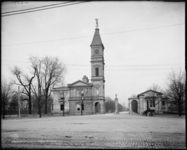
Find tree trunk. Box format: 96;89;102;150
45;92;48;114
38;106;42;118
181;103;183;115
38;99;41;118
178;102;181;117
38;98;40;116
39;107;42;118
28;94;32;114
2;107;5;119
44;88;49;114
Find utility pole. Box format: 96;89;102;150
18;86;21;118
63;92;65;117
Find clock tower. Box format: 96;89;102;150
90;19;105;113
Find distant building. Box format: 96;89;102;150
51;22;105;115
128;90;169;114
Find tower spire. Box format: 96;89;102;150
90;19;104;49
95;18;99;29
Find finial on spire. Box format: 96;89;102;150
95;18;98;28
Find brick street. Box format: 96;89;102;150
1;112;186;149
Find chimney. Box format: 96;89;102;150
82;75;89;83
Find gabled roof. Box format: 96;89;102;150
68;80;93;88
137;89;163;97
51;86;69;91
90;28;104;49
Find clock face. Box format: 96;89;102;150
94;49;99;54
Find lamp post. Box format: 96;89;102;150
115;94;119;114
81;90;84;116
60;92;65;116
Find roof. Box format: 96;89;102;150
67;80;93;88
51;86;69;91
90;28;105;49
137;89;163;97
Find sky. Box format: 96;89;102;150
2;1;185;106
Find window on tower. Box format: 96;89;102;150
95;68;99;76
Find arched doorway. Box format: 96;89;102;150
95;102;100;113
131;100;138;113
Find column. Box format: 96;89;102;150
114;94;119;114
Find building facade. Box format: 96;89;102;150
51;23;105;115
128;90;169;114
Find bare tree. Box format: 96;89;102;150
42;56;66;114
105;96;113;101
147;84;162;92
146;84;163;108
11;66;36;114
29;56;66;117
105;96;124;113
166;70;185;116
105;96;115;113
1;80;13;119
30;56;43;118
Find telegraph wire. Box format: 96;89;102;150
2;23;184;47
102;24;184;35
2;1;90;17
2;58;184;72
2;2;66;9
2;2;76;14
2;59;184;67
2;35;91;47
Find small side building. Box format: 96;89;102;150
128;90;169;114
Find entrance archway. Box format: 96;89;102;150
131;100;138;113
95;102;100;113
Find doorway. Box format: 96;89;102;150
95;102;100;113
131;100;138;113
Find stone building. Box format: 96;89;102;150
51;22;105;115
128;90;169;114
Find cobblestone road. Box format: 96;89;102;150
2;112;186;149
2;130;185;149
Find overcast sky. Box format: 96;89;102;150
2;1;185;105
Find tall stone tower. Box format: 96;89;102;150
90;19;105;113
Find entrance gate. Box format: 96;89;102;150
95;102;100;113
131;100;138;113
